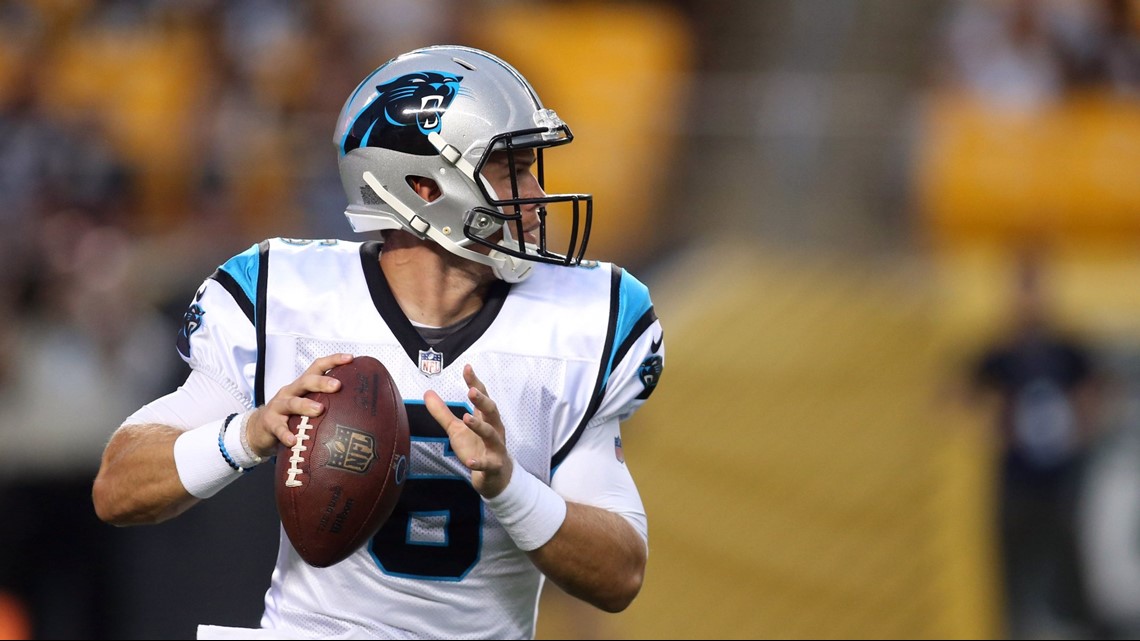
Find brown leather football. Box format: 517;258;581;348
275;356;410;567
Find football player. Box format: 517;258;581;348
93;45;665;639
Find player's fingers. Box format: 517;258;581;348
295;373;341;395
463;365;503;426
465;455;489;472
466;387;502;427
424;390;464;433
286;354;351;395
247;407;295;450
462;412;501;443
460;414;506;473
426;392;484;468
286;395;325;418
308;353;354;375
268;417;298;449
463;364;489;396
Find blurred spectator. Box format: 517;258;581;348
940;0;1140;108
1077;366;1140;639
969;250;1103;640
942;0;1066;110
1048;0;1140;95
0;210;178;639
0;8;180;636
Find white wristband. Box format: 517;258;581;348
226;410;265;469
173;416;243;499
485;464;567;552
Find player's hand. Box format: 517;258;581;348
245;353;354;457
425;364;513;498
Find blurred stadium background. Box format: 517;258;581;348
1;0;1139;639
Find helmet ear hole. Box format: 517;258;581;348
406;176;442;203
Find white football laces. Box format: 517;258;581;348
284;416;313;488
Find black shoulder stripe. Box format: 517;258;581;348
610;306;657;374
551;264;622;469
208;268;256;326
254;240;270;407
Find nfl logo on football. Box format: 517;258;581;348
419;348;443;376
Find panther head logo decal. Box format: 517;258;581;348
176;303;205;360
342;71;465;156
636;355;663;400
176;284;207;359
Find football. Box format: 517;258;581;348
275;355;410;568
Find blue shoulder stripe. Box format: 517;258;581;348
611;306;657;377
216;243;261;312
600;268;654;392
215;241;268;406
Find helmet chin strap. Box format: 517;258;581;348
487;248;533;283
357;170;534;283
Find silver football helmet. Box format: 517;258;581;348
335;45;592;282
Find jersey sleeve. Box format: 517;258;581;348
550;415;648;543
591;267;665;424
174;241;265;409
551;267;663;470
123;369;250;429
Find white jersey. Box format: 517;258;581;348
177;238;664;639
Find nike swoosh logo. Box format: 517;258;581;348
650;334;663;353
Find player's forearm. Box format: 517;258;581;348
528;501;647;612
92;423;200;526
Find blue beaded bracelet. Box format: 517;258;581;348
218;413;247;473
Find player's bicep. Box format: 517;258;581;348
551;416;647;544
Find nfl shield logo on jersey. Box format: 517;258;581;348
419;348;443;376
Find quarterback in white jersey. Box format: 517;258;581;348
93;45;664;639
